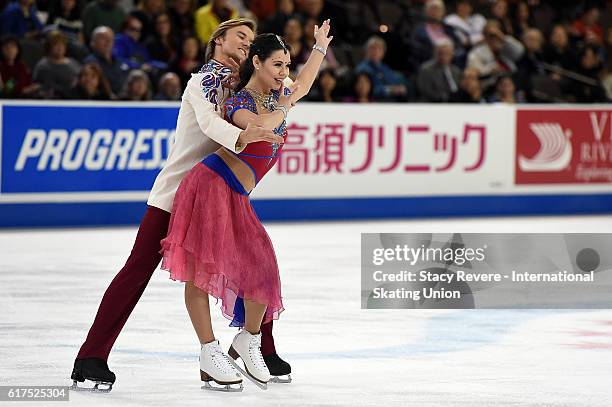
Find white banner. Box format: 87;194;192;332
253;103;516;199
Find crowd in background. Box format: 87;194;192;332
1;0;612;103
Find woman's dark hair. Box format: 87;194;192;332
79;62;113;99
236;33;291;91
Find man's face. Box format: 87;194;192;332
92;30;114;56
484;26;503;52
216;25;255;64
426;3;445;21
366;41;385;63
436;43;453;65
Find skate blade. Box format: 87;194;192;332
70;380;113;393
201;382;243;392
270;374;292;384
227;359;268;390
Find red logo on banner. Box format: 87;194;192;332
516;109;612;184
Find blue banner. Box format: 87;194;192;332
1;104;178;193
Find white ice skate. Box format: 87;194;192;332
199;340;243;392
228;330;271;390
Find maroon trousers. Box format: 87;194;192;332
77;205;277;360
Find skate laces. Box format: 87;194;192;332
248;335;266;371
209;343;236;374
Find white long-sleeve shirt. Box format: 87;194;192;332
147;60;244;212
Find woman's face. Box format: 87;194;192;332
279;0;294;15
581;48;598;69
80;66;100;92
173;0;190;14
130;78;148;98
284;19;303;42
498;77;514;96
550;25;568;48
146;0;164;14
156;13;171;36
355;74;371;97
492;0;507;18
457;2;472;17
50;41;67;59
319;71;336;92
62;0;75;12
254;49;291;91
183;37;199;59
304;19;316;41
1;42;18;62
517;2;529;21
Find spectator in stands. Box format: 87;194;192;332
153;71;181;100
146;13;178;64
488;74;523;103
411;0;463;68
602;0;612;34
569;45;607;103
467;20;524;89
516;28;545;101
0;35;39;97
245;0;276;21
120;68;151;100
417;38;461;102
0;0;43;38
168;0;195;40
343;72;373;103
194;0;239;44
305;67;338;102
131;0;165;41
82;0;126;42
295;0;348;43
489;0;513;36
571;5;604;46
301;17;339;72
512;1;533;41
263;0;297;35
67;62;113;99
356;35;408;101
113;15;168;71
46;0;84;45
170;36;203;87
450;67;485;102
84;26;129;95
296;0;323;21
444;0;486;49
542;24;576;72
284;17;306;73
33;30;81;98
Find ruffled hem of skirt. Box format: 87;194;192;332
160;241;284;325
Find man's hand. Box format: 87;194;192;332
224;57;242;89
237;122;284;145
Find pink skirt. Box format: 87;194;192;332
159;163;284;324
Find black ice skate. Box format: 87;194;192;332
264;353;292;383
70;358;115;393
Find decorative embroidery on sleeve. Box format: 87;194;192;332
198;60;233;108
224;90;257;123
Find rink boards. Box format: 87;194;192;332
0;101;611;227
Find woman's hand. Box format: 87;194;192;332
314;19;333;50
278;81;300;108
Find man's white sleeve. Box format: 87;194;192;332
187;78;246;153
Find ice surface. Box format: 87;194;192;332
1;216;611;406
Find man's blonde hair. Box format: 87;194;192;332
204;18;257;63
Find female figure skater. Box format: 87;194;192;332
159;20;333;390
